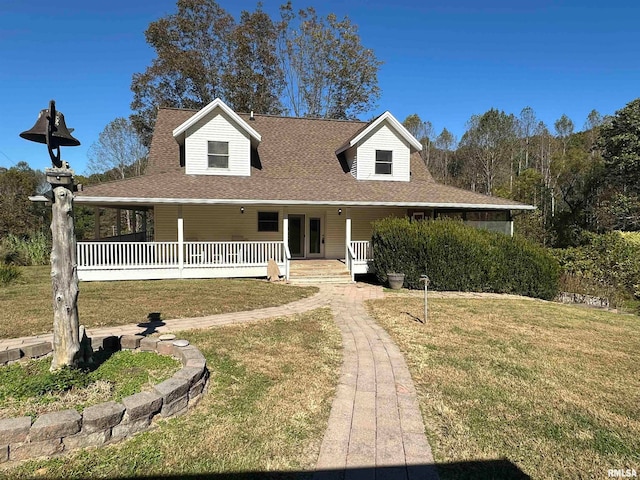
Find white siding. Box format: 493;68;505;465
355;123;411;182
184;109;251;176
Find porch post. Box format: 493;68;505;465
177;205;184;276
116;208;122;239
345;207;352;262
283;209;289;250
142;210;148;241
93;207;100;240
509;210;514;237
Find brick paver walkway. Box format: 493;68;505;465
1;282;438;478
315;284;438;480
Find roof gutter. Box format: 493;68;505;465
47;195;536;211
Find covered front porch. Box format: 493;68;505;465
76;202;514;282
77;204;379;282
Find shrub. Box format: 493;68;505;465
370;217;560;300
0;232;50;266
0;264;21;286
550;231;640;301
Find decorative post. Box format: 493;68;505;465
420;275;430;324
20;100;87;371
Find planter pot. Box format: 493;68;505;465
387;273;405;290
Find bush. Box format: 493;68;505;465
0;232;50;266
370;217;560;300
551;231;640;301
0;264;21;286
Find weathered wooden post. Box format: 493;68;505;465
20;100;86;371
420;275;430;324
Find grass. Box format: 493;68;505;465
367;297;640;479
0;266;318;338
0;308;342;479
0;351;180;420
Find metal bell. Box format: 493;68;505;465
20;107;80;148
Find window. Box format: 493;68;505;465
208;141;229;168
258;212;279;232
375;150;392;175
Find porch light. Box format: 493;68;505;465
338;208;342;216
240;207;245;214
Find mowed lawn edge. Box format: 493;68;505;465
0;266;318;339
366;296;640;479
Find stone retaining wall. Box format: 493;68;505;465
0;334;208;464
557;292;610;309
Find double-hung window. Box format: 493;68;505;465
258;212;279;232
375;150;392;175
208;141;229;169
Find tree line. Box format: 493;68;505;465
402;99;640;247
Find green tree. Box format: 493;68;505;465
131;0;236;145
600;98;640;193
131;1;382;143
0;162;47;238
277;3;382;119
222;4;284;115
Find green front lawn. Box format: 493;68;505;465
0;266;317;338
367;297;640;479
1;308;341;478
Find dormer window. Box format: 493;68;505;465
208;141;229;169
375;150;392;175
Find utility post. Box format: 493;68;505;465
20;100;87;371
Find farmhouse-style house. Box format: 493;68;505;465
74;99;534;282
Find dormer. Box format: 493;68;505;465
336;111;422;182
173;98;261;176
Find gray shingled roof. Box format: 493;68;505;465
78;108;533;210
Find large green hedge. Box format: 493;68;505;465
370;217;560;300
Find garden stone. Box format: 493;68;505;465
82;402;125;433
160;396;188;417
189;378;206;400
30;410;81;441
63;429;111;450
154;377;189;405
0;417;31;444
158;334;176;341
111;417;150;441
91;335;119;352
21;342;52;358
156;340;175;356
139;337;158;352
174;366;205;386
0;444;7;463
121;391;163;422
173;339;189;347
10;439;62;461
0;348;21;365
120;334;144;350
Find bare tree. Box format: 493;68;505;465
88;118;148;232
435;128;456;183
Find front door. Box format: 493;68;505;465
289;215;305;258
308;217;323;257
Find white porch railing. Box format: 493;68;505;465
184;241;286;266
77;241;288;281
77;241;179;270
348;241;372;278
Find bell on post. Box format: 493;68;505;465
20;107;80;148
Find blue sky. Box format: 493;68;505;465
1;0;638;174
